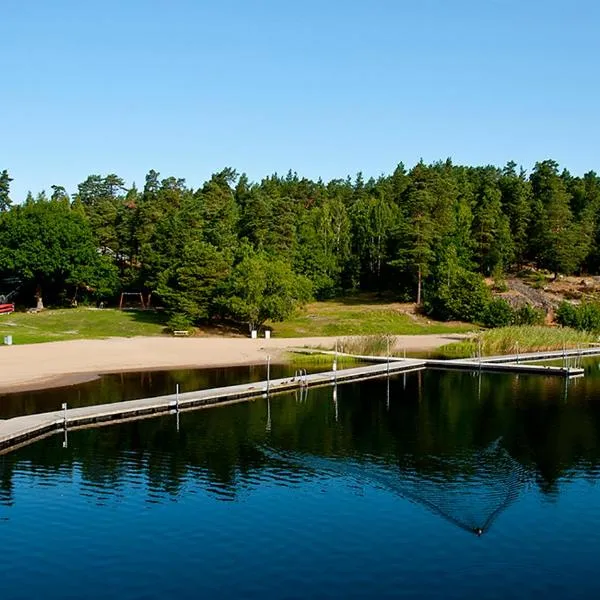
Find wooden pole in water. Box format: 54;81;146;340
176;383;179;411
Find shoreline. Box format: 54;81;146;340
0;334;468;394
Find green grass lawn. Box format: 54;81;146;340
268;297;474;337
0;308;167;345
437;325;599;358
0;297;474;346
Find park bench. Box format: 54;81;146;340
173;330;190;337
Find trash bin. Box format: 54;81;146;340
4;335;13;345
265;330;271;339
251;330;257;339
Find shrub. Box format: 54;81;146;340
556;301;600;332
482;298;514;328
166;313;194;334
514;304;545;326
556;301;577;328
426;268;491;322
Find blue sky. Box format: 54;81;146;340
2;0;599;201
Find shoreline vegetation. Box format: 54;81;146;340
435;326;599;359
3;160;600;341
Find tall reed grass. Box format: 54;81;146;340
438;326;599;359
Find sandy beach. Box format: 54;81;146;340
0;334;467;393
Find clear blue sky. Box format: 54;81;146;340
2;0;599;201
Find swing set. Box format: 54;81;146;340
118;292;152;310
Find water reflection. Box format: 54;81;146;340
2;367;600;526
264;438;527;536
0;364;318;418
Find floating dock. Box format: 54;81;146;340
0;360;426;453
0;347;594;455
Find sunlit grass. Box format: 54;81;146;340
0;308;167;345
437;326;599;359
269;296;474;338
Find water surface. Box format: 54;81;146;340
1;366;600;598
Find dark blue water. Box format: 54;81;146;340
2;365;600;599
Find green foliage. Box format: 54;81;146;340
556;301;600;332
219;249;313;331
4;157;600;331
426;264;491;322
482;298;514;328
514;304;545;326
157;241;231;322
166;313;194;334
0;169;12;212
0;195;119;306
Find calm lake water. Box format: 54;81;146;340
2;362;600;599
0;364;320;418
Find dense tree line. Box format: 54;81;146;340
1;160;599;329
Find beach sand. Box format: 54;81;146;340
0;334;467;393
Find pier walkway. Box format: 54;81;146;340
0;347;596;455
0;360;425;453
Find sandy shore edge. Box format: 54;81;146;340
0;334;468;394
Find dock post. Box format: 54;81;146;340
176;383;180;411
387;336;390;376
62;402;67;428
516;341;519;364
333;341;337;384
266;355;271;395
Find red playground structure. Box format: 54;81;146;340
0;303;14;314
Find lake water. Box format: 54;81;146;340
2;363;600;599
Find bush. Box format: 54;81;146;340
426;268;491;322
556;301;600;332
556;301;577;328
482;298;514;327
514;304;544;326
166;313;194;334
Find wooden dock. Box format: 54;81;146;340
0;360;426;454
0;347;594;455
425;359;584;377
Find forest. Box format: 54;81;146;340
0;159;599;331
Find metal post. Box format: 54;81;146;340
62;402;67;428
266;355;271;395
516;341;519;364
176;383;180;411
333;341;337;384
387;335;390;375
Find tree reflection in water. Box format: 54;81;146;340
262;437;529;536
